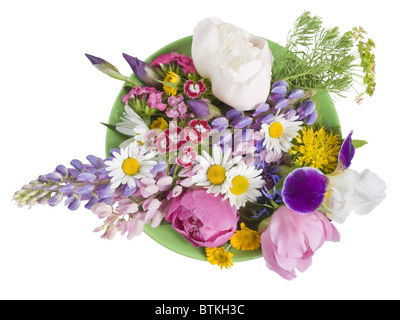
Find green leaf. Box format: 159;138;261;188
352;139;368;149
100;122;131;138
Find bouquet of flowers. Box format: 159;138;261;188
13;12;386;280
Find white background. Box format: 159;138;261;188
1;0;399;300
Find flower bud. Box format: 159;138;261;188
186;99;221;120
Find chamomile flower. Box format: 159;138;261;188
116;105;149;148
224;164;265;208
260;112;302;155
105;141;157;189
191;145;241;196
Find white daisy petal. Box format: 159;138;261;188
104;142;156;190
224;164;266;208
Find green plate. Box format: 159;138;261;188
105;36;340;262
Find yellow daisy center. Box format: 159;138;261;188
163;71;179;96
230;223;261;251
230;175;249;195
268;121;284;138
122;158;140;176
207;165;226;185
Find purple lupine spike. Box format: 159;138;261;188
48;193;63;207
55;165;68;177
86;155;103;169
76;184;94;195
67;168;80;178
253;103;270;117
275;98;290;109
84;196;99;210
226;108;242;120
272;80;289;89
305;101;316;115
45;185;59;192
150;161;168;175
297;101;308;113
285;109;297;120
234;128;253;142
77;172;96;183
288;88;304;100
260;113;275;124
211;117;228;132
45;172;63;182
100;184;114;199
337;131;355;171
230;116;252;129
271;85;287;95
306;111;318;125
33;184;46;191
281;167;329;214
269;93;282;103
67;197;81;211
122;185;136;197
58;184;75;194
70;159;84;172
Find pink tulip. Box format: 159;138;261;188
261;206;340;280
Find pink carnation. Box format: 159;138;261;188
184;80;207;98
150;52;196;74
177;146;197;168
260;206;340;280
166;189;238;247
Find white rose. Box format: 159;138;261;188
192;17;274;111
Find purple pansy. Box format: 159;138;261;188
281;167;329;214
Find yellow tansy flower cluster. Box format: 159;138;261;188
289;127;342;174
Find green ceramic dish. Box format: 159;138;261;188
105;36;340;262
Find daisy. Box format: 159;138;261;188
260;112;302;155
224;164;265;208
116;105;149;148
191;144;241;196
105;141;157;189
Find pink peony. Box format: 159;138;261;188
166;189;238;247
261;206;340;280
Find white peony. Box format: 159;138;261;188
192;17;274;111
323;169;386;223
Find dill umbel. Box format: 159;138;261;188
272;11;375;102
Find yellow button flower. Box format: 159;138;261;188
230;223;261;251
